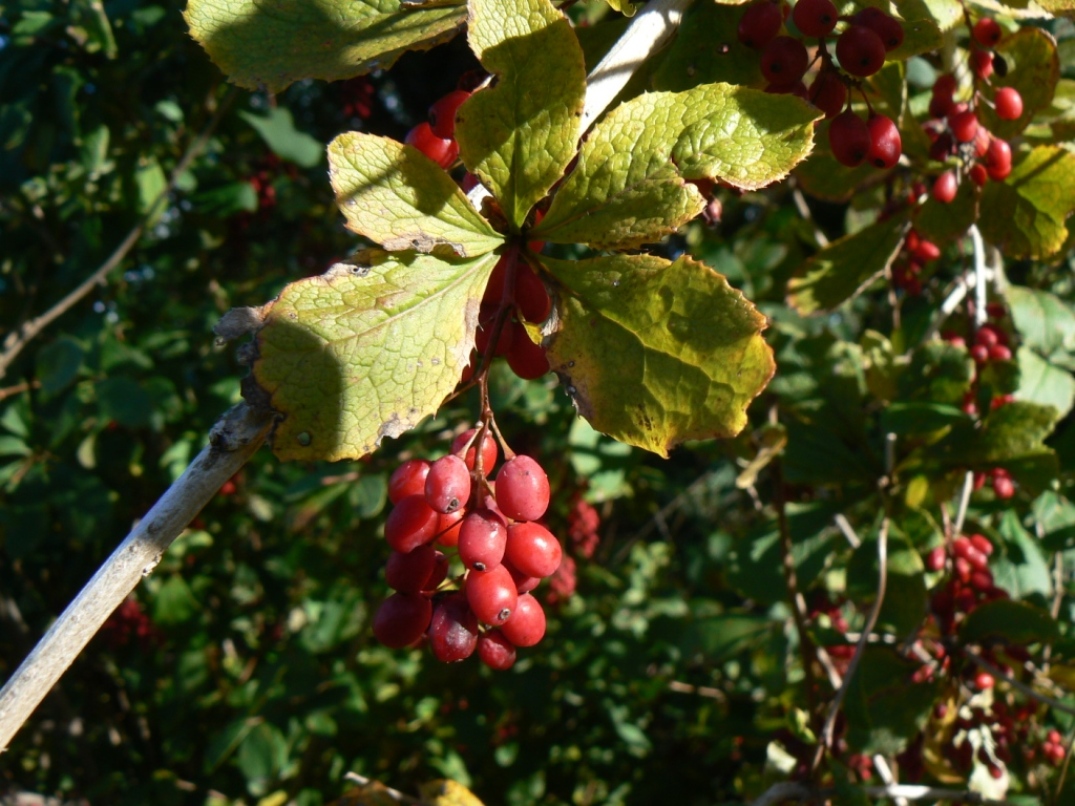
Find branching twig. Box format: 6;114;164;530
812;518;890;771
0;402;273;752
0;88;237;382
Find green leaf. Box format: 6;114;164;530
651;2;765;92
533;85;817;249
251;250;499;462
96;377;154;429
541;253;774;456
1016;347;1075;419
239;108;323;168
976;28;1060;142
328;132;502;257
905;0;963;31
152;576;200;625
994;508;1053;598
1007;285;1075;359
979;145;1075;260
844;647;939;754
913;177;979;245
457;0;586;231
787;216;909;316
36;336;84;397
846;533;927;636
184;0;465;93
960;599;1060;645
885;8;943;62
880;402;970;436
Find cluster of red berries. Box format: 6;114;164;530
926;534;1006;636
372;427;564;670
567;495;601;559
1037;729;1068;765
892;229;942;295
100;598;159;650
928;18;1022;202
403;87;471;169
463;252;552;383
738;0;905;169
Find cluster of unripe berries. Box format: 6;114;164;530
928;18;1022;202
738;0;905;169
372;428;563;670
403;87;472;169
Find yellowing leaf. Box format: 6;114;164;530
532;85;818;250
418;779;486;806
542;254;774;456
252;251;499;462
457;0;586;230
184;0;465;93
328;132;502;257
979;145;1075;260
977;27;1060;142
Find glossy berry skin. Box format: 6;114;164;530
973;17;1003;48
501;593;546;647
792;0;837;38
737;1;782;50
853;6;903;51
808;70;847;119
425;454;471;514
373;593;432;648
385;494;440;553
932;171;958;204
428;593;479;662
495;455;551;522
828;110;871;168
515;265;552;323
506;320;550;380
389;459;430;504
458;508;508;571
506;521;563;578
405;122;459;169
969;163;989;186
435;509;465;548
866;114;901;169
466;564;518;626
452;427;499;473
477;629;517;670
971;49;994;80
994;87;1023;121
949;110;979;143
428;90;470;139
503;557;541;594
385;544;438;593
985;138;1012;180
760;36;809;87
836;25;886;77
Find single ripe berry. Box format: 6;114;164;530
389;459;430;504
828;110;871;168
836;25;886;77
405;122;459;169
506;320;550;380
808;70;847;119
737;1;783;50
948;110;979;143
385;494;440;553
502;556;541;594
973;17;1003;48
985;137;1012;180
969;163;989;186
435;509;465;548
373;593;432;648
866;114;901;169
853;6;904;51
926;545;946;572
495;455;551;522
452;427;499;473
505;521;563;578
500;593;547;647
425;454;471;514
385;544;438;593
515;265;552;323
994;87;1023;121
458;507;509;571
477;629;517;670
792;0;837;38
760;36;810;87
971;49;994;80
428;593;479;662
932;171;958;204
466;564;518;626
428;90;470;139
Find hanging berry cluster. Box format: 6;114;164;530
737;0;905;168
372;426;564;670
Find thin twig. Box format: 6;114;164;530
953;471;975;539
0;88;237;382
667;680;726;701
834;513;861;548
812;518;890;771
872;753;909;806
0;402;273;752
969;224;988;329
343;772;420;803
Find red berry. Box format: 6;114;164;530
985;138;1013;181
993;474;1015;499
425;454;472;514
494;455;551;522
452;427;499;473
973;18;1003;48
385;545;438;593
971;49;994;80
808;70;847;119
912;238;941;263
971;344;990;363
385;494;440;553
389;459;430;504
975;325;1001;348
503;556;541;594
792;0;838;38
994;87;1023;121
435;509;465;548
836;25;886;77
989;344;1012;362
428;90;470;139
466;564;518;626
428;593;479;662
866;114;901;169
926;545;946;572
853;7;904;52
405;122;458;169
505;320;550;380
737;1;783;49
949;110;979;143
458;507;509;571
828;110;871;167
505;521;563;578
974;671;995;690
969;163;989;186
373;593;432;648
760;36;810;86
515;264;552;323
477;629;517;670
501;593;547;647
